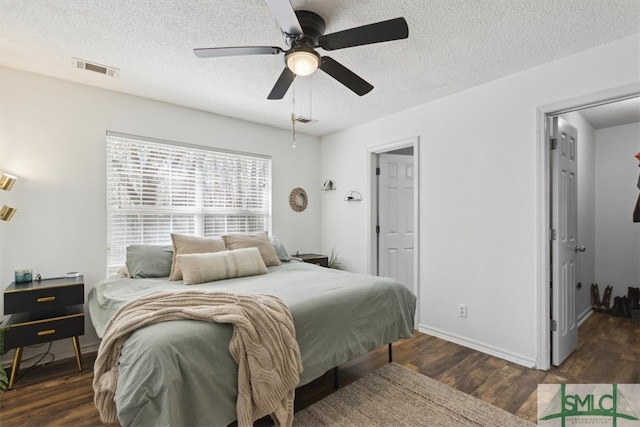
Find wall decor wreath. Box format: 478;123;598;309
289;187;308;212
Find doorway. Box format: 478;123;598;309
548;116;579;366
536;84;640;369
368;137;420;301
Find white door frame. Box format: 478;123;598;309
368;136;420;317
535;83;639;370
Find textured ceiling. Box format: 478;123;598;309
579;97;640;129
1;0;639;136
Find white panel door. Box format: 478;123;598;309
379;154;414;291
551;116;579;366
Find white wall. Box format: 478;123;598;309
0;66;321;360
320;34;640;367
560;112;596;322
594;122;640;299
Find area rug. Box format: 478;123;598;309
293;362;535;426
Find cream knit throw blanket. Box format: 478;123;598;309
93;290;303;427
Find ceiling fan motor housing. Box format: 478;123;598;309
294;11;326;47
283;11;326;76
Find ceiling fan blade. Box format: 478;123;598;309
319;17;408;51
319;56;373;96
194;46;283;58
267;67;296;99
264;0;303;36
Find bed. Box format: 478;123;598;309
89;249;416;426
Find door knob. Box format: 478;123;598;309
574;245;586;252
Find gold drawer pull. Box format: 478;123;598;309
38;329;56;336
37;296;56;303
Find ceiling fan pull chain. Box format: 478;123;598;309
291;113;296;149
309;78;313;120
291;80;297;148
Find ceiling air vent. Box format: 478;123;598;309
294;116;318;124
72;58;119;77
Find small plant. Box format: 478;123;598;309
328;246;343;270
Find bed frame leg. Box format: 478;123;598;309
388;343;393;363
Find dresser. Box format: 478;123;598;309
3;276;84;388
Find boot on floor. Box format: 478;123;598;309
591;283;602;311
601;285;613;312
609;296;623;316
621;296;632;318
628;286;640;310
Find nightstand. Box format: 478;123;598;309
296;253;329;268
3;276;84;389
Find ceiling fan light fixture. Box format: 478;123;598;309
286;49;320;76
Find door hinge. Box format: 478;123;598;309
376;167;381;176
376;225;380;234
550;138;558;150
551;320;558;332
550;229;557;241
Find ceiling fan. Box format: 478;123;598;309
194;0;409;100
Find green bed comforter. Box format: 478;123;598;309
88;261;416;427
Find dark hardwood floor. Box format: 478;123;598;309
0;311;637;426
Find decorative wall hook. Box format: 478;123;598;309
321;179;336;191
344;191;362;201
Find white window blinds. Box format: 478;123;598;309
106;132;272;273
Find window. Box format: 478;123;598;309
106;132;272;273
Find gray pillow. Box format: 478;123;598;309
126;245;174;278
271;236;291;262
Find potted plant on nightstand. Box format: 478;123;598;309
328;246;343;270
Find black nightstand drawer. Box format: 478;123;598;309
297;253;329;268
4;283;84;314
4;312;85;349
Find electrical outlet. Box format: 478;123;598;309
457;304;467;318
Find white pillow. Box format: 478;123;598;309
169;233;227;281
177;247;268;285
222;232;282;267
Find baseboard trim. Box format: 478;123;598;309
1;341;100;369
577;307;593;327
418;324;537;368
54;342;100;362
